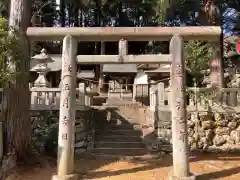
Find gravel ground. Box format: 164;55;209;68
15;152;240;180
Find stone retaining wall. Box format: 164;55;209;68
31;105;240;155
31;109;96;155
75;109;95;153
155;111;240;153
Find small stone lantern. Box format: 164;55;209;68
31;49;53;87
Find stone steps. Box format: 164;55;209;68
96;135;142;142
103;123;141;130
106;118;140;126
93;114;147;157
87;98;148;157
95;141;145;148
96;129;143;137
91;147;147;156
84;153;161;160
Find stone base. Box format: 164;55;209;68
169;174;197;180
51;174;78;180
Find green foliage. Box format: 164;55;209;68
0;17;7;31
32;121;58;157
185;40;213;85
0;17;26;86
154;0;170;25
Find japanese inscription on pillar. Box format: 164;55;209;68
171;38;188;144
170;35;190;177
58;35;77;147
62;116;69;126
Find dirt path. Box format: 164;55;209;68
16;152;240;180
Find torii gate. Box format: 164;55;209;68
26;26;221;180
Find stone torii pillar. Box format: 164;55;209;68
169;35;196;180
52;35;78;180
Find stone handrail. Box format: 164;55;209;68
30;87;94;110
151;84;240;113
0;87;94;111
30;87;61;110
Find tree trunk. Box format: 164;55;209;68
98;42;105;93
204;1;224;88
60;0;65;27
74;1;79;27
118;1;123;27
0;0;32;179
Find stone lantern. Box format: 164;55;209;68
31;49;53;87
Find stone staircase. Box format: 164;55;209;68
105;97;135;106
93;117;147;157
91;98;149;157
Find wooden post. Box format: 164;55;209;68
169;35;196;180
52;35;78;180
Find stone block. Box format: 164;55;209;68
187;120;195;128
52;174;78;180
188;128;194;137
214;112;222;121
205;129;214;142
230;130;240;144
75;141;85;148
75;148;87;154
201;120;214;130
228;121;238;130
215;127;230;136
224;115;234;121
199;114;213;121
75;125;85;133
223;135;234;144
213;135;227;146
75;132;86;142
215;119;228;127
197;128;206;138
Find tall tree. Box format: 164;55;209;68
204;0;224;87
0;0;9;18
0;0;33;179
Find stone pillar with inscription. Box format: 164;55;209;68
169;35;196;180
52;36;78;180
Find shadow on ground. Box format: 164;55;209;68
73;107;240;179
75;152;240;179
21;107;240;180
197;166;240;180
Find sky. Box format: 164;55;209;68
223;8;239;37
